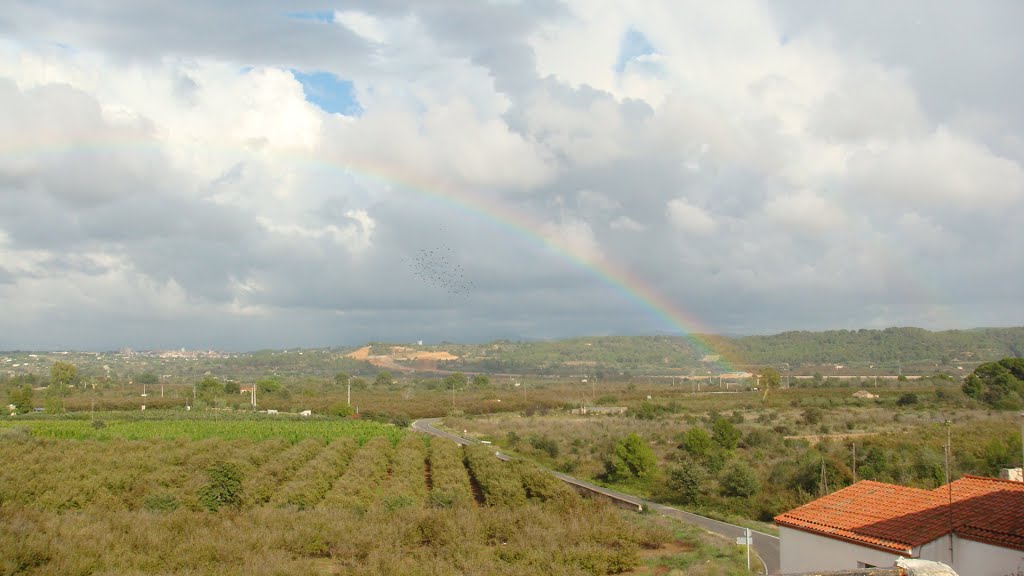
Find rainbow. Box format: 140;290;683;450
0;138;740;371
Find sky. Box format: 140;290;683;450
0;1;1022;351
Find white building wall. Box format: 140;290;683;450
779;526;904;573
781;528;1024;576
918;537;953;566
954;538;1024;576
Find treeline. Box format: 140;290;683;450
446;327;1024;375
730;327;1024;366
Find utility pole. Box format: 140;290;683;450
347;376;351;407
820;459;829;496
945;419;953;564
852;443;857;483
1019;412;1024;482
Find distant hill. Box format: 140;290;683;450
439;327;1024;376
2;327;1022;381
730;327;1024;367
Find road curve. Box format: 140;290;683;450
412;418;780;574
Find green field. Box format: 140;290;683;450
0;414;404;444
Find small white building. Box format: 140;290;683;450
775;476;1024;576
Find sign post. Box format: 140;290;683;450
735;528;752;572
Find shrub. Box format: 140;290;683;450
667;460;710;505
199;461;244;511
529;435;559;458
680;427;712;457
897;393;919;406
604;433;657;482
720;461;760;498
711;418;740;451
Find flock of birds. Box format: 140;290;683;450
405;240;476;301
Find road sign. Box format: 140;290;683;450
736;528;752;572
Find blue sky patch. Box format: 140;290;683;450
291;70;362;116
284;11;334;23
615;28;656;74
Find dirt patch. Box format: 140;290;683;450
345;346;459;370
624;540;698;575
784;432;877;445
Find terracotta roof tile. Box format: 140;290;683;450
775;476;1024;553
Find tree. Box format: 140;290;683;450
332;372;350;391
759;368;781;401
195;377;223;402
680;427;713;459
472;374;490;388
44;384;65;414
50;361;78;389
720;461;760;498
7;384;33;414
257;377;283;394
444;373;467;390
223;381;240;395
374;371;394;387
136;373;158;386
667;458;710;505
962;358;1024;408
711;418;741;451
605;433;657;482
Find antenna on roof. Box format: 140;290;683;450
945;419;953;565
820;458;829;496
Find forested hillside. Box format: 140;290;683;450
730;327;1024;366
446;327;1024;374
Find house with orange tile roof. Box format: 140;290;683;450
774;475;1024;575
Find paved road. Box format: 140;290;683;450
412;418;780;574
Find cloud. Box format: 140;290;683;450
667;198;717;235
0;1;1022;349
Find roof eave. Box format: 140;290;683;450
776;521;916;556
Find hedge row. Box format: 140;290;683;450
272;437;359;509
378;435;429;510
427;438;475;509
319;436;393;511
464;445;527;507
243;439;323;506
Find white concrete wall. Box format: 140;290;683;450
954;538;1024;576
779;526;903;573
919;537;953;566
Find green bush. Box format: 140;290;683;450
200;461;244;511
719;461;760;498
604;433;657;482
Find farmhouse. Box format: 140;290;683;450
775;475;1024;575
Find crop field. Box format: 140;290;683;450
0;415;405;444
0;430;752;575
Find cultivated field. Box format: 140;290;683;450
0;422;752;575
